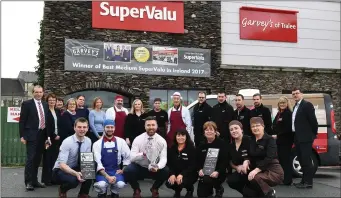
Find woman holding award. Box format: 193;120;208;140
226;120;251;195
196;121;228;198
242;117;284;198
166;129;197;198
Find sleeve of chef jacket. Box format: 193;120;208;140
182;107;194;142
93;139;104;172
167;108;171;133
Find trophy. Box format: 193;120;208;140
145;139;164;169
203;148;220;175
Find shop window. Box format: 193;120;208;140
149;89;209;110
64;89;131;110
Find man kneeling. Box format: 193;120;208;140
93;119;131;198
123;116;169;198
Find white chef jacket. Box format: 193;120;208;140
93;136;131;172
105;106;129;121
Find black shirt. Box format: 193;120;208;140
196;137;229;175
167;144;196;177
228;135;251;166
272;108;294;144
249;133;278;171
124;113;147;142
250;104;274;135
193;102;212;134
234;106;252;137
211;101;235;140
146;109;168;128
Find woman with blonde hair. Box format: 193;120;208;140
272;96;294;185
88;97;106;143
59;98;82;142
124;99;147;146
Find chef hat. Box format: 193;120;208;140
103;119;115;127
171;92;182;100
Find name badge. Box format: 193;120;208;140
107;149;113;153
242;154;248;156
202;149;207;152
222;110;225;112
278;118;283;121
240;116;244;120
199;110;203;112
242;150;247;153
182;158;189;160
258;145;264;149
258;114;262;117
160;116;164;118
182;153;187;156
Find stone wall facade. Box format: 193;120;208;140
43;1;341;134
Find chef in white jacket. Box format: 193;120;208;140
167;92;193;147
92;119;131;198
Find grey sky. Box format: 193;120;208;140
1;1;44;78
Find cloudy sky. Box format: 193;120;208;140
1;1;44;78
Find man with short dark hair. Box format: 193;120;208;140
250;93;273;135
124;116;169;198
19;85;48;190
193;92;212;146
146;98;169;139
52;118;92;198
234;94;252;136
211;91;235;143
291;87;318;189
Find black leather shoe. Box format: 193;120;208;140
185;190;194;198
111;193;119;198
26;184;34;191
215;186;224;198
295;183;313;189
98;193;107;198
265;189;276;198
173;191;181;198
33;182;46;188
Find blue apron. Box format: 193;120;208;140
96;139;124;183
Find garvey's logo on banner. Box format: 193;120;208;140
92;1;184;34
72;46;100;58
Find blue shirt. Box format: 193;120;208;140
89;110;106;138
53;134;92;169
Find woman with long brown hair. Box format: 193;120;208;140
88;97;106;143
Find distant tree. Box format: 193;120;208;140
34;19;44;87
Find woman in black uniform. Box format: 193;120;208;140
196;121;228;198
243;117;284;198
166;129;197;198
226;120;251;195
272;96;294;185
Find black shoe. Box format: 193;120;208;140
185;190;194;198
215;186;224;197
265;189;276;198
33;182;46;188
26;184;34;191
111;193;119;198
98;193;107;198
295;183;313;189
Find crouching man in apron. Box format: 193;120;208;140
93;119;131;198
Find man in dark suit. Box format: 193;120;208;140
19;85;48;190
291;87;318;189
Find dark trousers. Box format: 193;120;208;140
277;142;293;184
227;172;248;194
123;163;169;190
197;174;226;197
295;141;314;184
25;131;45;185
165;174;197;192
53;168;92;194
42;139;60;184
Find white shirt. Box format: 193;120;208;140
167;106;194;141
292;99;303;132
105;106;129;121
93;136;131;172
34;99;45;129
130;132;167;169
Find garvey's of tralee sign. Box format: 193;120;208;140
64;39;211;77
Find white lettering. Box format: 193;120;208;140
184;55;204;61
241;17;274;31
72;63;94;68
99;2;177;21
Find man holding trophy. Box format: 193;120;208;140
92;119;131;198
124;116;169;198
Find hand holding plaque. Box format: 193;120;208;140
80;152;96;180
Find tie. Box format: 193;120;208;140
38;102;45;129
77;141;83;168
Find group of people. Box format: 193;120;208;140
19;85;318;198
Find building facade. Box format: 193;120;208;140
43;1;341;132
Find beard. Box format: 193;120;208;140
105;131;114;138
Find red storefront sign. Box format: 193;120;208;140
92;1;184;34
239;6;298;43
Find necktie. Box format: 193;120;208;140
77;141;83;168
38;102;45;129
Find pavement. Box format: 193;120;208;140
1;167;340;197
